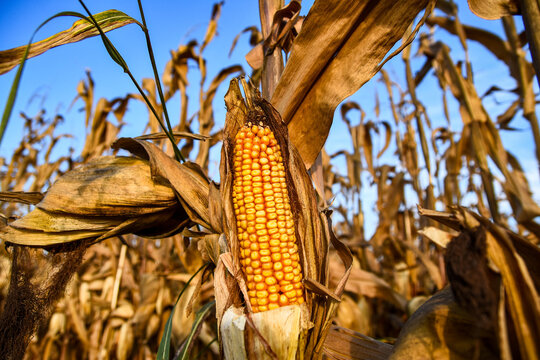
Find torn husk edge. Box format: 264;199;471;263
216;77;352;359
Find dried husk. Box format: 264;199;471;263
221;305;308;360
116;321;134;360
217;78;352;359
0;139;216;246
390;287;499;360
328;257;407;311
467;0;520;20
323;325;393;360
391;206;540;359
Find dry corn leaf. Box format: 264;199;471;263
421;40;540;225
39;156;175;216
79;94;128;161
171;283;197;343
400;239;445;290
323;325;393;360
71;70;94;127
418;206;540;359
214;252;244;335
0;156;185;246
0;142;217;246
230;26;263;58
0;191;43;205
262;1;302;55
0;10;139;75
467;0;520;20
67;295;90;349
198;233;222;265
112;138;216;232
329;260;407;310
195;64;244;169
198;2;223;83
334;295;370;335
162;42;199;142
9;208;120;233
246;43;265;70
135;78;164;135
200;2;222;54
271;0;434;167
480;222;540;359
418;226;458;248
116;322;134;360
426;16;520;73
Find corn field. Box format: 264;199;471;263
0;0;539;359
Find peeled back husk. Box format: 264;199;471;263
221;305;309;360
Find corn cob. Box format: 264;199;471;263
232;121;304;313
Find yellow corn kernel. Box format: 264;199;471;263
285;290;296;299
255;283;266;291
281;284;294;293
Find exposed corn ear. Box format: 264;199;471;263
232;122;304;313
218;78;352;360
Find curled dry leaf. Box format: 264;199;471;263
112;138;217;232
229;26;263;58
467;0;520;20
263;0;302;55
245;43;265;70
271;0;435;167
38;156;176;216
217;78;352;359
0;191;44;205
426;16;518;71
0;156;179;246
0;138;218;246
0;10;139;75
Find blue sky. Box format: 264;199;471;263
0;1;538;236
0;1;262;157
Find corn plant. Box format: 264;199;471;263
0;0;539;359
